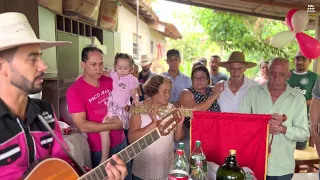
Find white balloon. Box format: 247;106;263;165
270;31;296;48
291;10;309;33
28;91;42;100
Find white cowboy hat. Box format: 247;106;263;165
0;12;71;52
134;54;154;66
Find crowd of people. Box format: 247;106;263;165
1;12;320;180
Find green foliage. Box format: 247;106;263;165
167;6;315;78
191;8;299;60
180;60;193;76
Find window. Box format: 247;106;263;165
133;34;142;60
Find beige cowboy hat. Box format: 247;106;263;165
135;54;154;66
0;12;71;52
218;51;257;68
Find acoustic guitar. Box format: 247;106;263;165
24;109;183;180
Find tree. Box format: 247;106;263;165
165;5;315;78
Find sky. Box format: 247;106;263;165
151;0;204;34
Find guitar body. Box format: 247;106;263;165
24;158;79;180
22;109;182;180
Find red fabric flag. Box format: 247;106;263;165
191;111;271;180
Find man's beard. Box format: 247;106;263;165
211;66;218;72
142;68;150;72
10;65;44;94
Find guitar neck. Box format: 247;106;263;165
79;128;162;180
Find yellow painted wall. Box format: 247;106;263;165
117;0;166;58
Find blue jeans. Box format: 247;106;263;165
132;175;143;180
90;139;132;180
91;151;102;168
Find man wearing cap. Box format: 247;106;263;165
137;54;155;84
161;49;192;107
209;55;228;86
0;12;127;179
217;51;258;112
287;51;318;150
239;57;309;180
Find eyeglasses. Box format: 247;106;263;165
192;77;208;81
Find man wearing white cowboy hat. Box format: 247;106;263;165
137;54;155;84
0;12;127;179
217;51;258;112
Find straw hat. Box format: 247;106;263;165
135;54;154;66
0;12;71;52
218;51;257;68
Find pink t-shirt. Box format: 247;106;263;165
110;71;139;107
66;76;125;151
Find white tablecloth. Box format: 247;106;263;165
207;161;318;180
63;131;92;168
292;173;318;180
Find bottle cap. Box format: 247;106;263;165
178;142;184;150
177;149;184;156
229;149;236;156
196;140;201;147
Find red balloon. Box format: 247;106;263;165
296;32;320;59
285;9;298;30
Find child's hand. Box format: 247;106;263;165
103;114;114;123
132;98;140;106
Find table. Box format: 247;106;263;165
63;131;92;168
292;173;318;180
207;161;318;180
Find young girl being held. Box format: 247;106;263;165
100;53;139;163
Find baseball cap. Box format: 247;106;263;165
295;51;307;59
166;49;180;59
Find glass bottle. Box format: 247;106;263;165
178;142;189;169
190;140;207;173
216;149;246;180
189;158;206;180
168;149;189;180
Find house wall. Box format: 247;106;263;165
117;0;166;58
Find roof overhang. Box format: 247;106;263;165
149;21;183;40
123;0;183;39
166;0;320;21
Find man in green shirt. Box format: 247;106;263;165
287;51;318;150
239;57;309;180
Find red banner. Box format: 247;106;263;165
191;111;271;180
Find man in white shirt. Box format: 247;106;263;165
217;51;258;112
